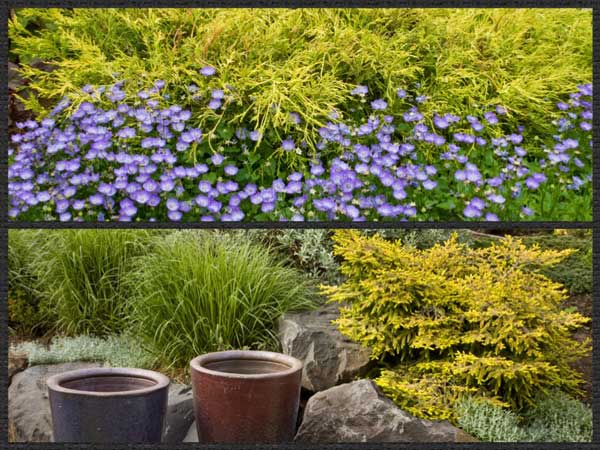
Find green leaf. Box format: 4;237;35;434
437;200;456;210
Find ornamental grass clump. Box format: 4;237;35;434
321;231;590;422
33;230;153;336
129;231;315;368
8;230;48;334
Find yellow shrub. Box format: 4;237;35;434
322;231;590;421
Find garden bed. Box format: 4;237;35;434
7;8;592;222
8;229;593;443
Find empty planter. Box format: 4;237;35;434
47;367;169;443
190;350;303;443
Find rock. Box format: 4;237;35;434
8;362;103;442
8;350;28;386
163;383;195;443
183;422;199;443
278;303;373;392
295;380;477;443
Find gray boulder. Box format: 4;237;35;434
163;383;195;443
8;349;28;386
183;422;199;442
278;303;373;392
295;380;477;443
8;362;103;442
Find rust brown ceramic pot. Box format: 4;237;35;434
47;367;170;443
190;350;303;443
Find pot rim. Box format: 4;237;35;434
46;367;170;397
190;350;303;380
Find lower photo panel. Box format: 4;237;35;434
6;228;593;443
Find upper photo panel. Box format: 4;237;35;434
8;8;592;222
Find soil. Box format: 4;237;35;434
562;293;593;404
8;332;52;350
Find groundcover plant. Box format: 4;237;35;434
8;81;592;222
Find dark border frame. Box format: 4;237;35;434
0;1;598;448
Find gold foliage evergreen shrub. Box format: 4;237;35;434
321;231;590;422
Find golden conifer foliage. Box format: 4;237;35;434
322;231;590;422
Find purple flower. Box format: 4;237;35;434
343;204;360;219
507;134;523;145
563;138;579;149
525;173;547;190
464;204;483;218
351;85;368;96
250;192;264;205
282;139;296;151
224;165;238;176
377;204;396;217
487;194;505;204
89;194;104;206
195;195;209;208
36;191;51;202
463;163;482;182
484;111;498;124
212;89;225;99
471;197;485;210
210;153;224;166
166;198;179;211
422;179;437;190
168;210;182;221
200;66;216;76
286;172;302;182
404;108;424;122
521;206;534;217
261;202;275;213
371;99;388;110
289;112;302;124
433;115;449;129
314;198;336;212
160;178;175;192
116;127;136;139
208;99;222;110
185;165;203;177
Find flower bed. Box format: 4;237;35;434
8;78;592;222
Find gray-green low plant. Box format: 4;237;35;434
13;334;154;369
274;229;340;284
129;230;315;368
523;390;593;442
457;392;592;442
